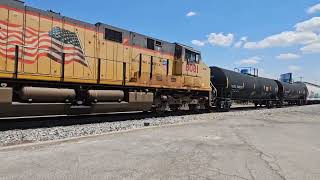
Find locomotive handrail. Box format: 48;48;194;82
210;82;217;98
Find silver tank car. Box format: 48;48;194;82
304;82;320;104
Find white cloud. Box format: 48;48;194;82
234;41;243;48
243;31;318;49
186;11;197;17
240;37;248;41
234;36;248;48
242;17;320;50
307;3;320;14
207;33;234;47
295;17;320;33
288;65;301;72
237;56;261;65
276;53;301;60
301;42;320;54
191;40;206;47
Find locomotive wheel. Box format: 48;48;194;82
189;104;199;112
276;101;283;108
223;104;231;112
169;105;181;111
225;105;231;112
266;101;274;109
216;100;230;112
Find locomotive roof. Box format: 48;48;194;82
175;43;201;54
2;0;187;52
96;22;174;48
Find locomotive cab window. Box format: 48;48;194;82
105;28;122;43
175;45;183;60
155;41;162;51
147;38;155;50
147;39;162;51
185;49;200;64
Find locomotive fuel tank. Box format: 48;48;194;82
20;87;76;103
88;90;124;102
210;67;279;101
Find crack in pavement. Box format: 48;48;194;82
207;167;251;180
235;131;286;180
245;160;256;180
253;117;320;125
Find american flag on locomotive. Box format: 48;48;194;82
0;20;87;66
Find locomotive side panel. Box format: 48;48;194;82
20;8;39;75
0;6;12;77
106;41;117;82
63;20;97;83
198;64;210;89
116;43;125;82
129;33;149;86
17;8;63;81
64;21;82;80
6;7;24;77
34;10;51;78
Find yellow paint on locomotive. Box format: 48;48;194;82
0;5;211;92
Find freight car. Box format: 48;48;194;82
0;0;211;117
276;81;307;106
305;82;320;104
210;66;280;111
210;66;309;111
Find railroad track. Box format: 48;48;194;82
0;105;281;131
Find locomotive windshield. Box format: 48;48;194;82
185;49;200;64
174;44;201;64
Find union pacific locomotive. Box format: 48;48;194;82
0;0;315;118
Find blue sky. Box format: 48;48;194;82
26;0;320;84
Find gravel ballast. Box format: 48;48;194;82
0;105;319;147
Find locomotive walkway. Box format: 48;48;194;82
0;105;320;180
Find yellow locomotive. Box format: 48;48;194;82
0;0;211;117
